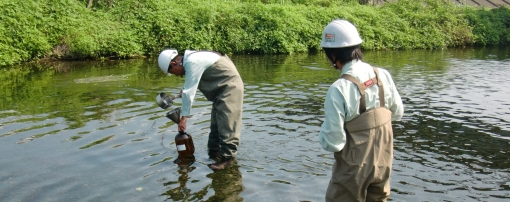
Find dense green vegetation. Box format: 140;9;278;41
1;0;509;67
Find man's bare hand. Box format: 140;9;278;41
178;116;187;132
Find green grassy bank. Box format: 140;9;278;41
1;0;509;67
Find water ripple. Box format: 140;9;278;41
1;50;509;201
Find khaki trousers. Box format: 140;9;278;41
198;56;243;158
326;107;393;202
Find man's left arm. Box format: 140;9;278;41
383;71;404;121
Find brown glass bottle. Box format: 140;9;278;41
175;131;195;157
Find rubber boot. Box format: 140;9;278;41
208;150;221;161
208;157;234;171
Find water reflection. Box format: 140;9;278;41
205;162;244;202
161;157;243;202
161;156;197;201
173;155;196;167
0;47;509;201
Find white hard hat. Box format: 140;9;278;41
321;20;362;48
158;49;179;73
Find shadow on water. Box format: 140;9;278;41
0;46;509;201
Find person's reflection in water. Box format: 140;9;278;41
205;159;244;202
161;156;244;201
160;155;196;201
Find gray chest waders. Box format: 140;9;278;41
195;54;244;159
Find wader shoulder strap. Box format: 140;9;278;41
372;66;385;108
340;66;385;114
341;74;368;114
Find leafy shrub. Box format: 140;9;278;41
465;6;510;45
0;1;51;66
0;0;509;67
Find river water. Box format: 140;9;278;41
0;47;509;202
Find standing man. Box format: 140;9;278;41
318;20;404;201
158;49;244;171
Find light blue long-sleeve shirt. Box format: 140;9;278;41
180;50;221;117
318;60;404;152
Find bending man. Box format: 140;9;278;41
158;49;244;171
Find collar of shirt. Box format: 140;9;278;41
340;59;362;76
183;50;196;63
